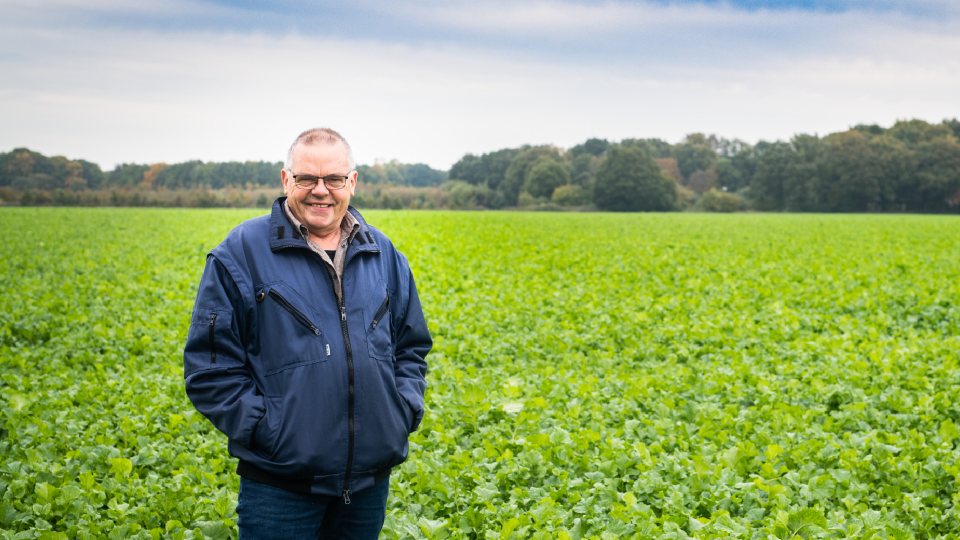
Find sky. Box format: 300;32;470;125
1;0;959;170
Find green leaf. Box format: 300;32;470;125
195;520;231;540
500;517;520;540
108;457;133;477
940;420;959;442
786;508;827;539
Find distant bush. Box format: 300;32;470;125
0;186;17;203
516;192;538;208
551;184;586;206
20;190;51;206
698;188;745;212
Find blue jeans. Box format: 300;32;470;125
236;477;390;540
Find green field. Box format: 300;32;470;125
1;208;959;540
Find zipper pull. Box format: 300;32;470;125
341;306;346;321
343;489;351;505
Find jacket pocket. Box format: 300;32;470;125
251;396;283;457
256;281;330;377
364;286;392;361
184;307;231;375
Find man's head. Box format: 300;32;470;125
281;128;358;243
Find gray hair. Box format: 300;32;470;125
285;127;356;171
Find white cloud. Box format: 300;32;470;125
0;2;958;170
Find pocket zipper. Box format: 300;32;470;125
268;289;321;336
370;296;390;330
209;313;217;364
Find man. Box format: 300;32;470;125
183;128;431;539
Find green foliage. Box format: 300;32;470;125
357;161;448;187
619;138;673;159
568;139;609;158
716;159;743;192
673;138;719;180
523;160;570;199
502;147;564;206
151;161;281;190
594;146;677;211
697;189;745;212
0;149;106;191
2;209;960;539
550;185;586;206
448;149;519;190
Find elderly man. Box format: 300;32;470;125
183;128;431;539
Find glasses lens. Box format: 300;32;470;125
324;176;348;190
294;176;319;189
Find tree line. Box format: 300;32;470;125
3;117;959;212
0;151;448;193
445;118;960;212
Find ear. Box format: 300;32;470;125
348;170;358;196
280;168;291;191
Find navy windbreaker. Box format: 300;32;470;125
183;199;431;498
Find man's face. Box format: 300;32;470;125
281;142;357;242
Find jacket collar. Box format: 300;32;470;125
269;197;379;255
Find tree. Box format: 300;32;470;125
523;159;570;199
593;146;677;211
570;138;609;158
397;163;447;187
655;158;682;184
868;135;914;209
852;124;885;138
140;163;168;190
751;142;795;211
108;163;151;187
570;154;603;190
716;159;743;191
785;134;828;211
686;170;717;194
824;130;881;212
672;141;718;180
945;118;960;141
711;137;752;159
356;164;389;185
501;146;563;206
449;148;519;189
619;138;672;158
888;119;952;146
915;137;960;212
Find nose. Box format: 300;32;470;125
310;179;331;196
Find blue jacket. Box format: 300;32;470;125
184;199;431;500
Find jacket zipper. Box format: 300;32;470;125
268;289;321;336
314;228;377;505
209;313;217;364
339;294;354;504
371;296;390;330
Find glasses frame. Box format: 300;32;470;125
288;170;355;191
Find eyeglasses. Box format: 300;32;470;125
288;171;353;190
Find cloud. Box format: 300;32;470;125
1;0;958;169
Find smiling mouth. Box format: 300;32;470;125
306;203;333;209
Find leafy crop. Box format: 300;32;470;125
1;209;959;539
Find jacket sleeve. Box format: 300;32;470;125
392;264;432;432
183;255;265;448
